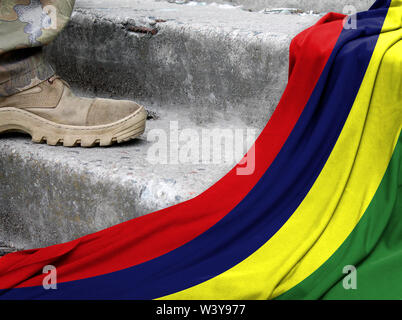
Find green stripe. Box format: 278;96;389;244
276;132;402;300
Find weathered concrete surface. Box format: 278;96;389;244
45;0;319;129
1;0;320;250
0;104;258;250
170;0;374;13
0;242;16;257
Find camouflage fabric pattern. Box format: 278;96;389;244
0;0;75;96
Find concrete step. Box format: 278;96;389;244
0;105;258;250
0;242;16;257
1;0;321;250
165;0;373;14
46;0;319;129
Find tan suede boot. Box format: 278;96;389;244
0;76;147;147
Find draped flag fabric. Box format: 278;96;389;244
0;0;401;300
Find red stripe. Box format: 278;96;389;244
0;13;345;289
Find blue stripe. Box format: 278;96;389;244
0;0;391;300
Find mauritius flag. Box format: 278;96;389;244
0;0;401;300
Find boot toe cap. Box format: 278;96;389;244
86;98;143;126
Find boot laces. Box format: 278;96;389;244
47;75;70;88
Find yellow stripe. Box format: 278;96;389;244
161;1;402;300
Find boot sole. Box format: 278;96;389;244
0;106;147;147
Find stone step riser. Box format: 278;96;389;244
45;7;317;128
179;0;373;14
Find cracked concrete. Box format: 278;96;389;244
0;104;258;249
164;0;374;14
1;0;328;250
45;0;319;128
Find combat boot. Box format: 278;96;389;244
0;76;146;147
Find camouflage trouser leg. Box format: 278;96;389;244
0;0;75;97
